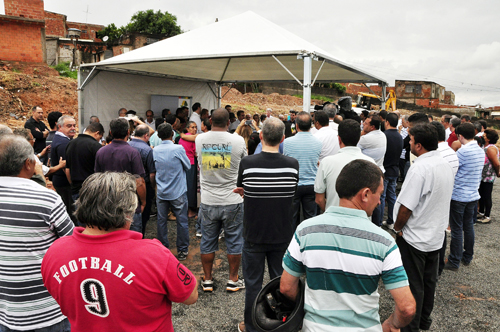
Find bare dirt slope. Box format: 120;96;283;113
0;61;78;129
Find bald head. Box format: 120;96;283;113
134;124;150;138
211;108;230;128
261;117;285;146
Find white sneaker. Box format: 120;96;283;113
382;220;394;230
226;277;245;292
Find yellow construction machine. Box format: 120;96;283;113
354;90;397;112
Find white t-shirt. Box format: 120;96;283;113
357;130;387;173
314;147;376;209
196;131;247;205
34;154;49;176
314;126;339;161
437;142;459;177
145;119;156;130
228;119;240;132
189;112;203;134
329;120;339;131
394;150;454;252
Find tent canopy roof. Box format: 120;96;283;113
81;11;386;85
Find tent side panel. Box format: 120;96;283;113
80;71;217;134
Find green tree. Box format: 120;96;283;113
97;10;182;43
125;9;182;36
96;23;124;41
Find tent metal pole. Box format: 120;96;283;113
207;82;218;98
221;83;234;99
302;55;312;113
217;83;222;108
381;84;387;110
311;60;325;86
272;55;303;86
220;58;231;82
78;66;96;90
362;83;381;101
77;70;83;133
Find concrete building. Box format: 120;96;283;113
44;11;105;66
395;80;448;108
444;91;455;105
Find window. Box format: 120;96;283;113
405;84;421;94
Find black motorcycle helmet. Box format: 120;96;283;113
252;276;305;332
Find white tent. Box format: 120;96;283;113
78;11;387;130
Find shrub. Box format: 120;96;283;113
52;62;77;79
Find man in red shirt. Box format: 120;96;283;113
42;172;198;332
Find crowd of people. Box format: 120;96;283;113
0;101;497;332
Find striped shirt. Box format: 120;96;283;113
283;206;408;332
399;127;408;159
0;177;74;330
237;152;299;244
452;140;485;202
284;131;322;186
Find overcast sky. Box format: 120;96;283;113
39;0;500;107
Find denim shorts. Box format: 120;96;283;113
200;203;244;255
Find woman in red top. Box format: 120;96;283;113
179;122;198;218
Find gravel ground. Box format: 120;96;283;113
145;183;500;332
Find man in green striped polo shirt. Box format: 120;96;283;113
281;159;415;332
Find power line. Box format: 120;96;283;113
351;64;500;93
352;62;500;92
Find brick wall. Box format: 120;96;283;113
44;11;66;37
67;22;104;40
404;98;440;108
0;18;44;62
5;0;44;20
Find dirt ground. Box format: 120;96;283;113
145;183;500;332
0;61;78;128
1;62;499;331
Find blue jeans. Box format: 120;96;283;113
157;193;189;253
130;213;142;234
243;242;288;332
0;319;70;332
141;183;155;235
200;203;243;255
448;200;476;268
379;176;398;225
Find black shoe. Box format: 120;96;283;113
177;251;188;261
443;262;458;272
461;259;471;266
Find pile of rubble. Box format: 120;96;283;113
221;86;325;115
